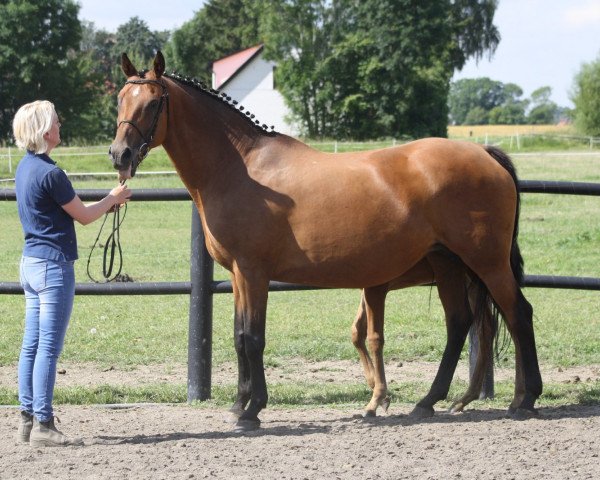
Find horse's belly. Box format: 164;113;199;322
273;230;432;288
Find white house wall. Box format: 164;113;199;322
219;56;297;136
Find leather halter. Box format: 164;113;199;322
117;78;169;166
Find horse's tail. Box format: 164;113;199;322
470;145;524;360
483;144;525;285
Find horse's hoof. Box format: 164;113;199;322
409;405;434;419
362;409;376;418
449;402;465;414
382;396;391;413
509;407;539;420
224;411;241;424
233;418;261;432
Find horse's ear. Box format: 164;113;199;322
154;51;165;79
121;53;138;78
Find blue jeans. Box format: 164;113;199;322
18;256;75;422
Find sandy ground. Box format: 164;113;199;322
1;361;599;479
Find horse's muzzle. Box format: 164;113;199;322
109;144;135;181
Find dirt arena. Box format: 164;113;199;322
1;361;598;479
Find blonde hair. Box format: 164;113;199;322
12;100;57;154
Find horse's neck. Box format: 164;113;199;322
162;86;271;207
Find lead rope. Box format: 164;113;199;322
86;198;128;283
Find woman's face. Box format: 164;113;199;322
44;114;61;153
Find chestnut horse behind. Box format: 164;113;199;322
110;52;542;430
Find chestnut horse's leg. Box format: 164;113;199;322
352;256;495;418
229;270;270;431
362;284;390;417
351;294;376;390
352;259;436;399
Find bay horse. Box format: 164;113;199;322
110;52;542;430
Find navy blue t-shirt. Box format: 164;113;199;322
15;151;78;261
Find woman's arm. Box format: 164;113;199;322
61;184;131;225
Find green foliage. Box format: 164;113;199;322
449;78;566;126
112;17;167;65
572;53;600;136
0;0;96;144
164;0;261;84
261;0;499;139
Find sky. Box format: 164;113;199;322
77;0;600;108
452;0;600;108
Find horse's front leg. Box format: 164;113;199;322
362;285;390;417
411;252;471;418
231;270;270;431
228;276;252;421
450;278;496;413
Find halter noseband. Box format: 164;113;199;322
117;78;169;166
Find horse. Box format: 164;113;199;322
110;52;542;430
353;251;500;418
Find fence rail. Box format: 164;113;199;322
1;180;599;401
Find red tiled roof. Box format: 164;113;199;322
212;44;263;89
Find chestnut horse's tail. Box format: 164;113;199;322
470;145;525;360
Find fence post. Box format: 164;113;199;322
468;326;494;399
188;204;214;401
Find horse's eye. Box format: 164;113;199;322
147;99;159;111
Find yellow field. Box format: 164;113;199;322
448;124;574;138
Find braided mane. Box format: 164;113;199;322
153;70;279;136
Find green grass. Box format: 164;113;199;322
0;379;598;409
0;145;599;408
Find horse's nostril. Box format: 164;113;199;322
121;147;131;165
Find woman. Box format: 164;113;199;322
13;100;131;447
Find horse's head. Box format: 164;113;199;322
110;51;169;182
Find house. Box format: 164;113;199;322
212;45;297;136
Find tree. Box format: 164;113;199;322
112;17;168;66
260;0;341;137
527;86;558;124
78;22;119;141
572;54;600;136
448;78;507;124
449;78;531;125
76;18;170;142
0;0;99;144
260;0;500;138
164;0;261;84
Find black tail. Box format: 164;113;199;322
483;145;524;285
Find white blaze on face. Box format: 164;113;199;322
132;86;141;97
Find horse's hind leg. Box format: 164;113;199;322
351;294;376;390
480;268;542;415
362;284;390;417
410;253;473;418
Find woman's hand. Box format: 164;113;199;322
108;183;132;209
63;184;132;225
